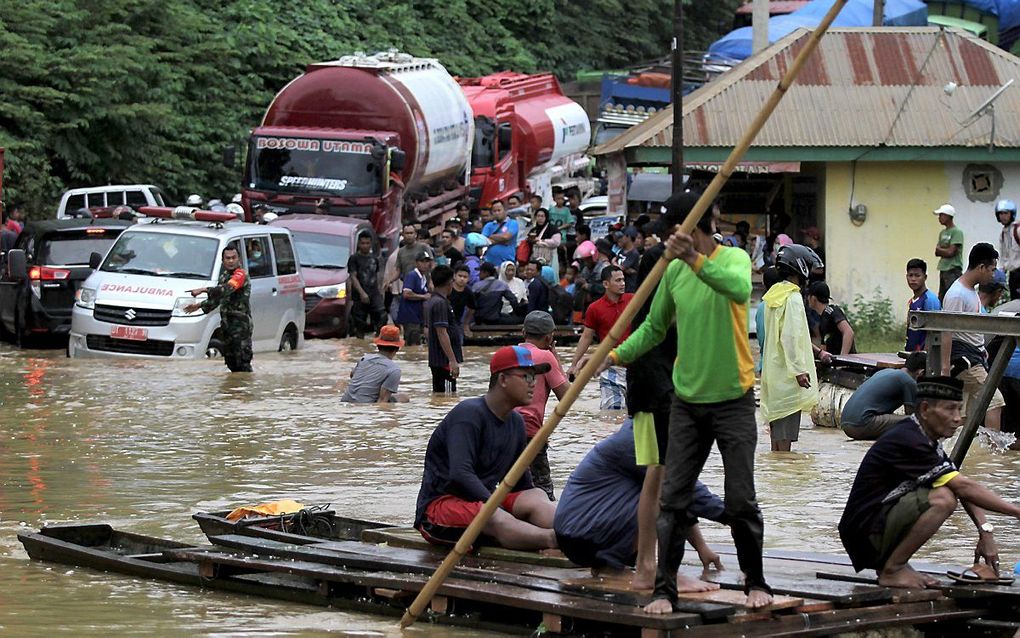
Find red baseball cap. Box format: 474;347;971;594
490;346;552;375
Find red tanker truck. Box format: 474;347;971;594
242;51;474;251
458;72;593;208
242;51;594;251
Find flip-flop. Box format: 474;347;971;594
946;568;1015;585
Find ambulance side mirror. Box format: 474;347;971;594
89;252;102;269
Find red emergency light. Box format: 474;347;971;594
138;206;239;223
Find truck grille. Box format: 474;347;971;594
304;296;320;313
94;304;172;327
86;335;174;357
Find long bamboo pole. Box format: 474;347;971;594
399;2;848;627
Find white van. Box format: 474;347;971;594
68;210;305;359
57;185;166;218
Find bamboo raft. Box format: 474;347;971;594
18;509;1020;636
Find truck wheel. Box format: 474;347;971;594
279;325;298;352
205;337;224;359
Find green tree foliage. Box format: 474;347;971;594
0;0;738;214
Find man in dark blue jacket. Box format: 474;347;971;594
414;346;558;549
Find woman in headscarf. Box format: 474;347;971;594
499;260;528;315
528;208;560;276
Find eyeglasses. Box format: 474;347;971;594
503;370;536;384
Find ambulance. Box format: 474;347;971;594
68;207;305;359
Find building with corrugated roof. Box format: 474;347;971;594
592;26;1020;323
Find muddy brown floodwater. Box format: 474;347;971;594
2;338;1020;636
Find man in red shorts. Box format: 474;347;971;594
414;346;559;549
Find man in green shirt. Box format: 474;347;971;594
602;190;772;612
933;203;964;301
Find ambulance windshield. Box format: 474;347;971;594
101;233;219;279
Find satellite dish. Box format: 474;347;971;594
964;79;1014;124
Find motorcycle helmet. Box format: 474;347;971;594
775;243;823;281
995;199;1017;223
464;232;490;256
186;194;203;206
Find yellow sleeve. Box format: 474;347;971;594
932;471;959;488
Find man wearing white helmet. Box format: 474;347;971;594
226;203;245;221
995;199;1020;299
186;194;203;207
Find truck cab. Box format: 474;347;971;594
460;72;594;207
243;51;473;252
68;209;305;359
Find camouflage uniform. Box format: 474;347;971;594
201;266;253;372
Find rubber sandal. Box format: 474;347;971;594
947;568;1015;585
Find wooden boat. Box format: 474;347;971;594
20;523;1006;636
464;323;581;346
17;523;711;635
17;523;332;607
192;508;388;546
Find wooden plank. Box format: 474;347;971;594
541;613;562;633
209;535;735;621
708;544;952;575
696;568;893;606
559;573;803;611
166;548;704;631
817;569;1020;602
360;527;576;567
680;599;982;637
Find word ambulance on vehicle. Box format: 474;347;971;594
68;207;305;360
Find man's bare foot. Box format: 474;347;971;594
678;574;720;593
878;564;929;589
643;598;674;614
631;561;656;590
746;588;773;608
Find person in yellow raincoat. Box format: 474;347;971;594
762;244;824;451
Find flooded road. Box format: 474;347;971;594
2;339;1020;636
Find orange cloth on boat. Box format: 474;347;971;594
225;499;304;521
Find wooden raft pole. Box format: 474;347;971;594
399;1;850;628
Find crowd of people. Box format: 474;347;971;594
388;191;1020;614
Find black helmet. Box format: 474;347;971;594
775;244;823;280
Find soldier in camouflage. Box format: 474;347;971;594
184;246;253;372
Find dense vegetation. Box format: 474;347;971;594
0;0;740;213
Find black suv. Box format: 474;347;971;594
0;218;132;345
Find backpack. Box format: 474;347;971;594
542;279;573;325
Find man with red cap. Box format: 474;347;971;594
414;346;558;550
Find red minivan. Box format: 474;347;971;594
269;215;380;339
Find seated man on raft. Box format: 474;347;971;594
414;346;557;550
840;376;1020;588
554;418;726;591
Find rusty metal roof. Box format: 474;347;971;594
591;27;1020;155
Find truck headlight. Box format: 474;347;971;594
76;287;97;309
172;295;203;317
305;285;346;299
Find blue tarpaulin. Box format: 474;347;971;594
963;1;1020;49
708;0;928;61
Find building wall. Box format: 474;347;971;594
824;161;950;326
825;160;1020;328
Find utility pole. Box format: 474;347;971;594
873;0;884;26
672;0;684;191
752;0;769;54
